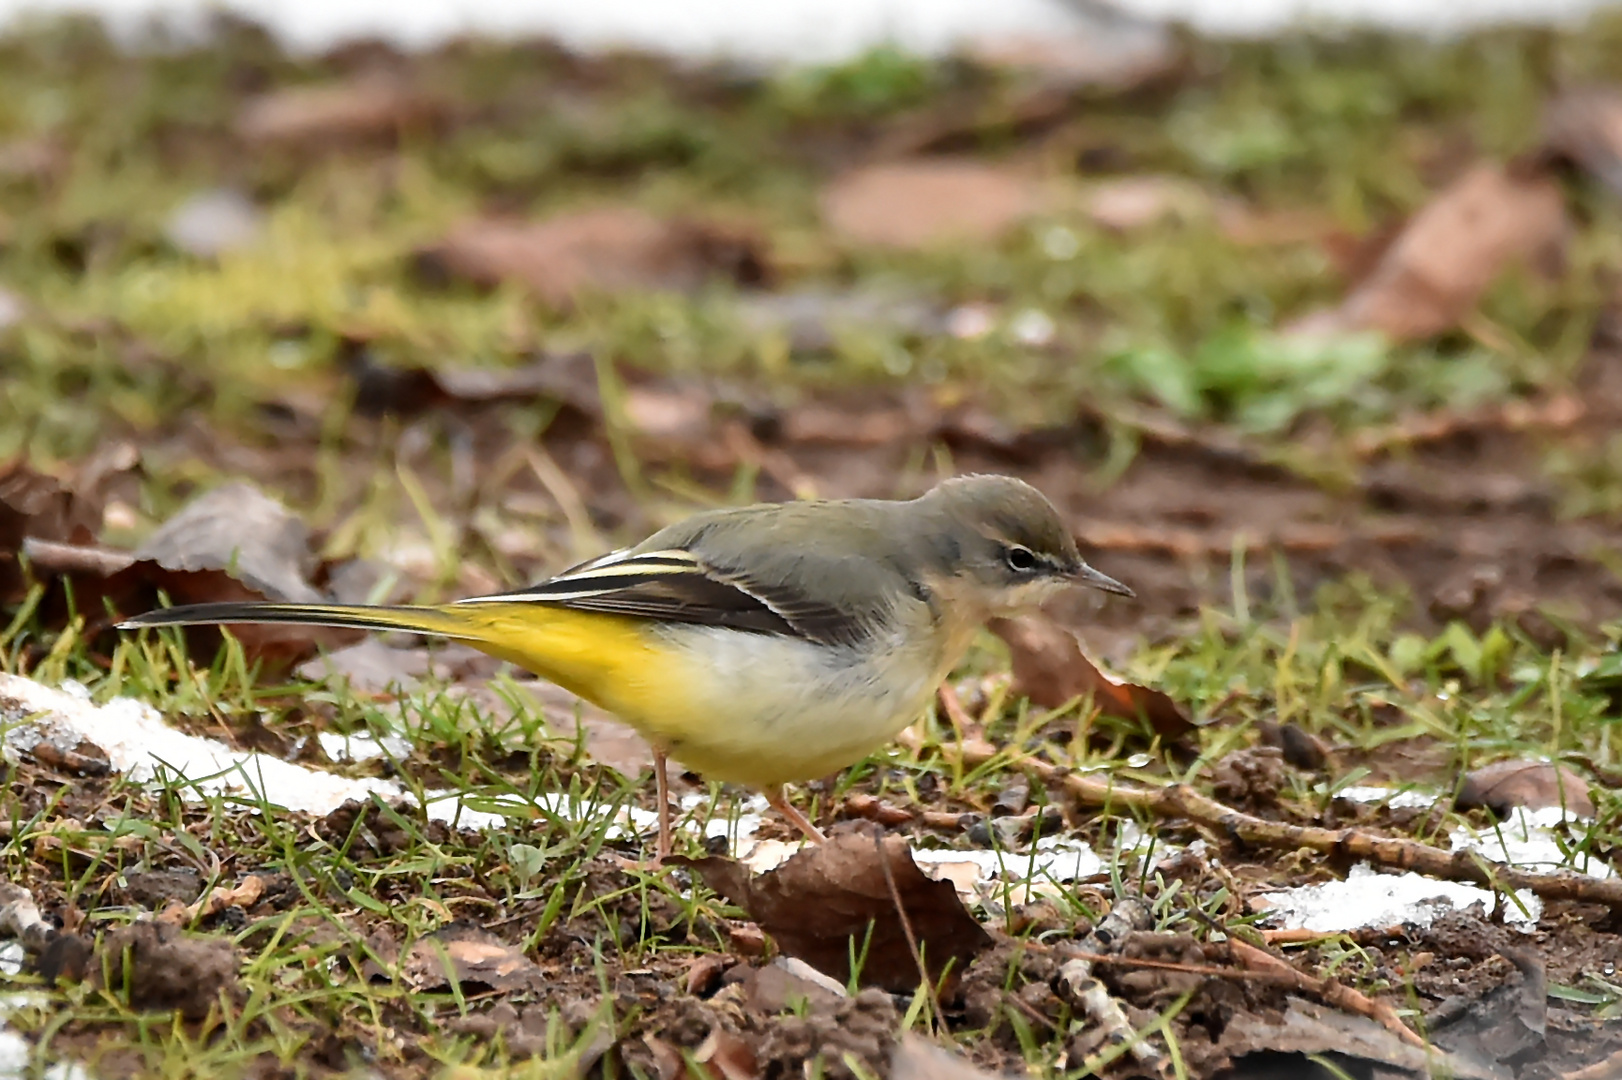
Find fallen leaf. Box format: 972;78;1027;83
1350;394;1584;459
341;344;603;419
689;1028;759;1080
397;925;545;994
296;639;442;694
892;1034;1015;1080
988;616;1194;740
1455;760;1595;818
674;830;991;993
1285;162;1568;343
622;383;718;443
157;875;266;926
1541;85;1622;198
132;481;326;602
685;953;732;996
417;207;766;311
30;482;361;667
164;188;264;258
820;160;1052;250
1217;997;1500;1080
0;459;101;603
236;74;444;148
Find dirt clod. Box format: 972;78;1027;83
98;921;240;1021
120;869;204;909
755;987;899;1080
1211;746;1288;812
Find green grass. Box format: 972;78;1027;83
4;10;1622;1079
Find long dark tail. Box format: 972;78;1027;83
117;602;484;641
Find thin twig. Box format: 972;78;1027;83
900;730;1622;910
1228;939;1424;1049
875;831;944;1032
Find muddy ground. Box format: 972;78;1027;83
2;11;1622;1080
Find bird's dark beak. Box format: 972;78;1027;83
1072;562;1134;597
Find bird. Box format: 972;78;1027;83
118;474;1131;861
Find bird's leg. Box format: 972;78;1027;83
764;785;827;844
654;750;673;863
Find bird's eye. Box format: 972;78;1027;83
1004;545;1037;572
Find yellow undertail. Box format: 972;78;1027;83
120;600;683;735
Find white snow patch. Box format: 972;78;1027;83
1333;783;1610;879
0;0;1611;62
0;1026;90;1080
1256;862;1543;932
0;674;631;835
316;730;413;764
1333;784;1438;811
1274;783;1610;930
913;836;1112;904
1450;804;1613;879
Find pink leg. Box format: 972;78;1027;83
654;750;673;863
764;785;827;843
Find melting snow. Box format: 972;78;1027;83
1259;784;1610;932
1256;862;1543;931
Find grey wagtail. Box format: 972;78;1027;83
118;474;1131;860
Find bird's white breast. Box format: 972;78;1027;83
635;620;947;787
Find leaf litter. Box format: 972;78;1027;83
5;11;1622;1080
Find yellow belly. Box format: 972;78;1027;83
459;603;952;789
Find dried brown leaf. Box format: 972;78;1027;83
30;482;359;667
398;925;545;994
820;160;1051;250
236;75;444;147
743;958;846;1015
1216;997;1498;1080
0;459;101;603
690;1029;760;1080
1455;760;1595;818
418;207;765;311
1286;163;1568;343
988;615;1193;740
675;831;991;993
1350;394;1585;459
340;345;603;419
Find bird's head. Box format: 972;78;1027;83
918;474;1132;617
